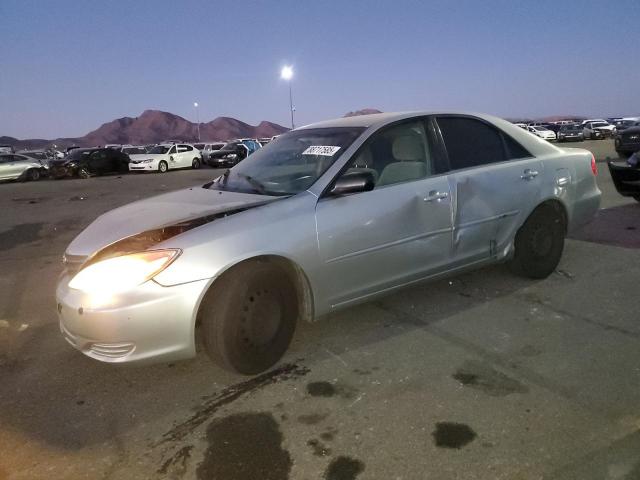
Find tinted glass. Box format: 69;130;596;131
503;135;532;159
437;117;506;169
148;145;170;154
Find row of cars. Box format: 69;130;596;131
515;118;640;143
0;137;273;182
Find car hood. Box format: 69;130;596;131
66;187;280;257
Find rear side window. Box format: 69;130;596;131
437;117;506;169
437;116;532;169
503;135;531;160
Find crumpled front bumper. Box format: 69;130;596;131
56;274;210;364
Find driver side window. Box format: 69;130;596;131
341;120;432;189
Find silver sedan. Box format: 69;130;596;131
56;112;601;374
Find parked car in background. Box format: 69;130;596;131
56;111;600;374
128;143;202;173
0;145;15;154
18;150;53;162
194;142;225;164
608;152;640;202
614;125;640;158
527;125;556;141
613;117;640;132
582;120;615;138
121;145;149;156
514;123;527;129
207;139;261;167
49;148;130;179
557;124;584;142
104;144;122;150
0;153;47;181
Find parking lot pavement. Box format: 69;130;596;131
0;141;639;480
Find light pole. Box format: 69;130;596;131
193;102;200;141
281;66;294;129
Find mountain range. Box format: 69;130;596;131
1;110;289;150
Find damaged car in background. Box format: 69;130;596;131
0;153;48;181
56;111;601;375
49;147;130;179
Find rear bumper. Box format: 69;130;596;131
607;161;640;197
56;275;210;364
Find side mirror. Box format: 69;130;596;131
169;155;174;161
330;171;376;196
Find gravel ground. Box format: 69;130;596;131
0;139;639;480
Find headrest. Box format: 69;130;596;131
392;134;424;162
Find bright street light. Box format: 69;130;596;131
280;65;293;81
280;66;295;129
193;101;200;142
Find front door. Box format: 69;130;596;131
315;118;453;308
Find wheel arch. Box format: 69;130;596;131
525;197;569;234
194;254;315;341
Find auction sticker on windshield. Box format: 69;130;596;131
302;146;341;156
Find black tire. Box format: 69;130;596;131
200;260;298;375
192;158;201;169
28;169;41;181
158;161;168;173
78;168;91;179
509;204;565;279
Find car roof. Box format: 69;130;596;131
299;110;560;158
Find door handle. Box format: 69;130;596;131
521;169;539;180
423;190;449;202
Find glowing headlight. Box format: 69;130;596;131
68;249;180;295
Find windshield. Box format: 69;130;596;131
220;142;240;151
591;122;608;127
562;125;580;131
148;145;170;154
208;127;365;196
194;144;205;149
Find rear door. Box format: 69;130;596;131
315;118;453;308
435;115;542;267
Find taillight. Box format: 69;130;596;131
590;154;598;176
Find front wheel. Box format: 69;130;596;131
509;204;565;279
78;168;91;179
158;161;168;173
200;261;298;375
192;158;201;169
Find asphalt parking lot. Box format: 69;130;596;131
1;139;639;480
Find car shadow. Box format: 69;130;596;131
569;203;640;249
0;262;539;452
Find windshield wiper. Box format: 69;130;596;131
236;173;267;195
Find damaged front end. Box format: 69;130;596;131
74;207;252;273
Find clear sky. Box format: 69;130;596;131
1;0;638;139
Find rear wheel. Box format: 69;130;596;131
200;261;298;375
192;158;201;169
158;161;168;173
509;204;565;279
